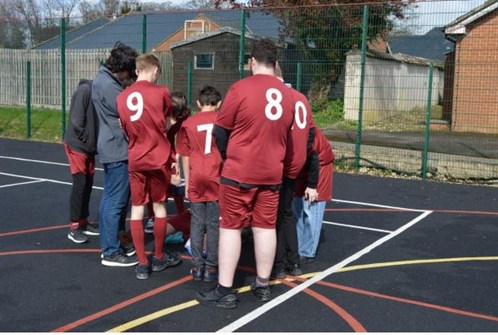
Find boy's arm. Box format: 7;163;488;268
213;125;229;160
181;155;190;199
71;84;91;143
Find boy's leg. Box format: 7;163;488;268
294;197;314;258
309;201;326;258
100;161;131;258
205;201;220;269
152;201;167;259
190;203;206;268
130;205;146;264
69;173;86;225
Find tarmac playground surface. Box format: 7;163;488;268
1;137;498;332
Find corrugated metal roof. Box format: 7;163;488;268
32;9;282;50
32;17;111;49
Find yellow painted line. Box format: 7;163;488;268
336;256;498;273
107;256;498;332
107;300;199;332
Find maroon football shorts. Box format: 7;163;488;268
219;183;279;230
64;143;95;176
168;210;191;240
129;167;170;206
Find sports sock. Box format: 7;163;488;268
216;284;233;295
255;276;269;287
130;219;147;264
79;218;89;228
69;221;80;231
173;196;185;213
153;217;167;259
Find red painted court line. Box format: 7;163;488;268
284;277;366;332
0;224;68;237
51;275;192;332
320;281;498;323
0;249;101;256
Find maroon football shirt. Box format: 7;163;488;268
117;80;172;171
176;111;223;202
216;74;295;185
284;88;316;179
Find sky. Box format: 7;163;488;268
394;0;489;34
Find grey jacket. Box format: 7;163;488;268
64;79;98;155
92;66;128;164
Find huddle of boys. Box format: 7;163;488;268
64;40;334;307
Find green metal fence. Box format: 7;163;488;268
0;0;497;183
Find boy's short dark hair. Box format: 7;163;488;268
104;42;138;77
198;85;222;107
250;38;277;68
171;91;190;120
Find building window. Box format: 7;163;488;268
184;20;208;39
194;53;214;70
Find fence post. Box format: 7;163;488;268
238;9;246;80
354;5;369;169
26;61;31;139
296;62;302;92
142;14;147;53
61;18;66;139
187;61;192;107
422;63;434;180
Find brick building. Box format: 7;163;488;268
444;0;498;134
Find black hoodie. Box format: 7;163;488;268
64;79;98;155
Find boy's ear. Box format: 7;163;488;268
216;101;222;109
196;100;202;109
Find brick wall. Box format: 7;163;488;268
451;10;498;134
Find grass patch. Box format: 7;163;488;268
0;106;66;142
312;99;345;129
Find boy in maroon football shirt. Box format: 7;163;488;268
196;39;295;308
176;85;223;283
117;53;182;280
273;65;318;278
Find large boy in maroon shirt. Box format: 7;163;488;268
197;39;295;308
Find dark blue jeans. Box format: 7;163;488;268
99;161;130;257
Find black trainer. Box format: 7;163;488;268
67;229;88;244
250;282;272;302
101;252;138;267
203;267;218;283
286;264;303;276
191;266;204;281
135;264;150;280
272;265;286;279
151;251;182;272
196;287;238;309
299;256;315;264
121;243;136;257
82;223;100;236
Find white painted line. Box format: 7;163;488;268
323;220;393;234
0;155;103;171
217;210;433;333
333;198;426;212
0;179;45;189
0;172;103;190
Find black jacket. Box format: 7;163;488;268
64;79;98;155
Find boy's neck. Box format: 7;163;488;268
200;106;217;112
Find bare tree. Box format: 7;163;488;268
185;0;216;9
79;0;121;22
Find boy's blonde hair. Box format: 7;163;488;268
135;53;161;74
